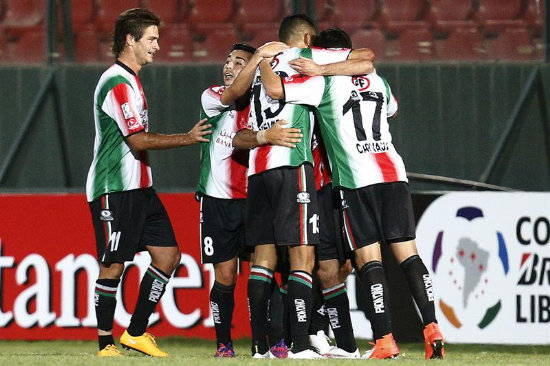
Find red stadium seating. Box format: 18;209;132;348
68;0;95;31
427;0;476;35
475;0;525;34
379;0;429;36
243;26;280;49
522;0;543;37
6;28;46;63
387;28;433;61
434;27;484;60
236;0;285;40
154;24;193;62
3;0;45;36
485;28;536;61
334;0;379;33
350;29;386;60
73;27;101;63
192;29;239;62
143;0;187;24
0;32;6;62
96;0;141;32
188;0;234;36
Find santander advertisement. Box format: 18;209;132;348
0;193;250;340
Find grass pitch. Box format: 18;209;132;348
0;338;548;365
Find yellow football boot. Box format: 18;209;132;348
98;344;122;357
120;330;168;357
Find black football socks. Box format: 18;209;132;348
400;254;437;325
287;270;313;353
248;266;273;355
95;278;120;350
322;282;357;352
127;265;170;337
210;281;236;345
357;261;392;340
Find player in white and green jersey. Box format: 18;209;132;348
195;41;294;358
86;8;212;359
262;28;445;360
233;14;375;360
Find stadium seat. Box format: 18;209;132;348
0;32;6;63
6;28;46;63
522;0;543;37
68;0;95;31
378;0;429;36
243;26;280;49
350;29;386;61
386;28;433;61
236;0;285;40
96;0;141;32
3;0;45;36
334;0;379;33
475;0;525;34
192;29;239;62
188;0;234;36
427;0;476;36
73;26;101;63
143;0;187;24
434;27;484;60
485;28;536;61
154;24;193;62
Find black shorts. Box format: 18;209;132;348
340;182;416;252
199;194;247;264
246;164;320;247
316;183;347;262
89;188;178;263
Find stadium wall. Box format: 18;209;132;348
0;62;549;193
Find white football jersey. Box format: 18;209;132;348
284;72;407;189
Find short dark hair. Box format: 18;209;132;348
231;43;256;54
112;8;160;58
278;14;316;43
312;28;352;49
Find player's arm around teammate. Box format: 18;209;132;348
88;8;211;358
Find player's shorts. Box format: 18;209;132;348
246;164;320;247
316;183;347;262
198;194;247;264
340;181;416;252
89;187;178;263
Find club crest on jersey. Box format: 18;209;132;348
297;192;311;204
352;76;370;91
100;210;114;221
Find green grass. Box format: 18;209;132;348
0;338;549;365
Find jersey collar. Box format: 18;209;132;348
115;59;136;76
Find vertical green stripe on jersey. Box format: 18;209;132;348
316;76;356;188
299;47;313;60
380;76;391;102
91;76;134;200
289;106;314;167
92;115;126;199
197;108;214;195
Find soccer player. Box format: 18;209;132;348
196;41;297;358
86;8;211;357
233;14;374;359
260;27;446;360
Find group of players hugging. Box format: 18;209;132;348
86;7;445;360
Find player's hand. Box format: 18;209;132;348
289;57;322;76
264;120;302;148
187;118;212;143
256;41;289;59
